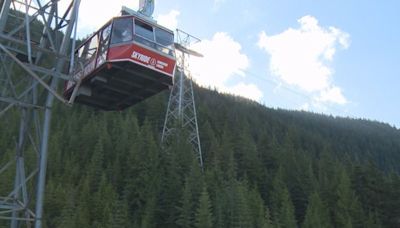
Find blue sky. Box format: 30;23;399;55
76;0;400;127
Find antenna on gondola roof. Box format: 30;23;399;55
138;0;155;17
121;0;155;21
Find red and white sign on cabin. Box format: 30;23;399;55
108;44;175;77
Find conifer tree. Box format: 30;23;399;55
248;187;271;228
177;179;195;227
92;174;116;228
364;210;383;228
302;192;332;228
385;173;400;227
263;207;273;228
141;195;157;228
44;181;67;228
195;187;213;228
175;152;204;226
56;192;77;228
76;177;91;227
270;168;297;228
213;188;228;228
87;138;105;192
334;168;364;228
111;197;130;228
158;125;198;226
278;188;297;228
233;180;252;228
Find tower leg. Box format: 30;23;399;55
162;30;204;168
11;107;29;228
34;92;54;228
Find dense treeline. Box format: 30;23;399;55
1;85;400;227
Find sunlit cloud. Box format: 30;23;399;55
61;0;139;37
316;86;347;105
68;1;179;37
224;83;263;101
156;10;180;30
258;15;350;105
189;32;263;101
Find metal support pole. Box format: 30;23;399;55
34;1;80;227
0;0;11;32
33;82;54;228
189;77;203;168
178;65;184;117
11;108;29;228
24;0;33;64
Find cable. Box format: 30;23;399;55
239;68;351;116
242;68;311;100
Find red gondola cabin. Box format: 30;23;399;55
64;14;176;110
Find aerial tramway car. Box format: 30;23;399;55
64;9;176;110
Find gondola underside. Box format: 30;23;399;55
65;61;173;111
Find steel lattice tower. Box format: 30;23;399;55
162;29;203;168
0;0;80;227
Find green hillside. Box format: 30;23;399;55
1;85;400;227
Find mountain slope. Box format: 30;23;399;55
1;85;399;227
196;86;400;172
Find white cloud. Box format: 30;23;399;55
300;103;310;111
156;10;180;30
58;0;140;37
59;0;138;37
190;32;248;86
225;83;263;101
188;32;262;101
258;15;349;105
70;1;179;36
61;1;178;36
316;86;347;105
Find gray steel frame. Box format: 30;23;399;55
0;0;80;227
162;29;204;169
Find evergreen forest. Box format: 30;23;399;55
1;85;400;228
